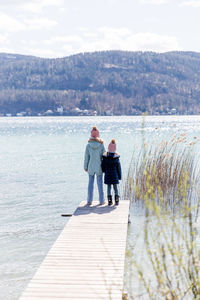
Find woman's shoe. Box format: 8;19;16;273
115;195;119;205
108;195;112;206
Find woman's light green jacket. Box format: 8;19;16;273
84;141;105;176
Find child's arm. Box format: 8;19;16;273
101;156;106;173
117;160;122;180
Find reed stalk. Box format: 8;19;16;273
123;128;200;299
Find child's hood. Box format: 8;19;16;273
103;152;120;159
88;141;103;150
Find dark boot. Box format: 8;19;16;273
108;195;112;206
115;195;119;205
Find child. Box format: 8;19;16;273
102;139;122;205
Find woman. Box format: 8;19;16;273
84;126;105;205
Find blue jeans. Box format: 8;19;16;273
87;174;104;204
107;184;119;196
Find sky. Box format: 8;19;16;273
0;0;200;58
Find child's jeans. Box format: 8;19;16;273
107;184;119;196
87;174;104;204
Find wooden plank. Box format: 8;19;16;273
19;200;130;300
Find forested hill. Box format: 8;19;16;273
0;50;200;116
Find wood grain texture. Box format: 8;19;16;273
19;200;130;300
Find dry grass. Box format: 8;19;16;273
123;130;200;299
124;133;200;212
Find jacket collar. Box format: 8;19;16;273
88;137;104;144
103;151;120;158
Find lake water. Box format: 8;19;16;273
1;115;200;300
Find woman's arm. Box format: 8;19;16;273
84;145;90;171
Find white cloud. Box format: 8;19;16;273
45;35;83;45
0;26;180;58
106;0;120;4
96;28;179;53
82;32;99;38
125;32;180;52
0;12;25;32
0;12;57;34
61;44;77;54
43;28;180;57
0;47;16;53
139;0;167;4
24;18;57;30
77;32;177;54
0;0;27;6
98;27;132;37
0;34;8;43
21;0;64;13
41;0;64;5
180;0;200;6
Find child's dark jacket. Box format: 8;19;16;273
101;152;122;184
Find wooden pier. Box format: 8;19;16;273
20;200;130;300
